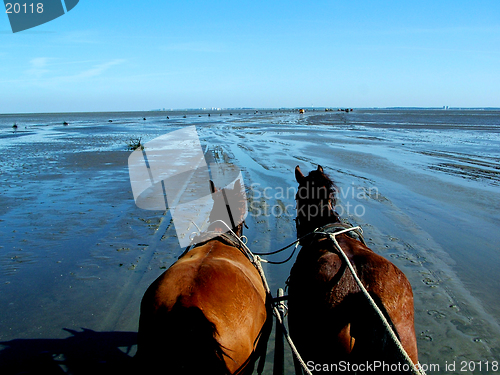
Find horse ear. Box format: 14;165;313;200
317;165;324;173
209;180;217;194
233;179;242;192
295;165;305;183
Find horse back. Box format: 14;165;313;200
137;239;269;374
288;234;418;367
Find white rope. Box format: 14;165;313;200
210;220;314;375
253;257;314;375
321;227;426;375
209;220;255;260
208;220;425;375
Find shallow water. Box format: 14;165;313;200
1;109;499;374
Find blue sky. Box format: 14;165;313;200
1;0;499;113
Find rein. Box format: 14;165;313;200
252;222;365;264
179;223;249;260
260;222;425;375
191;220;314;375
318;227;427;375
181;220;425;375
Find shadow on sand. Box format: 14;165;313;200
0;328;137;375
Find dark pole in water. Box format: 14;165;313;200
273;288;285;375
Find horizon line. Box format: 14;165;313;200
2;106;500;116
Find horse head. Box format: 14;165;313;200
208;179;246;237
295;165;340;238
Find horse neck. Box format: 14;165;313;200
207;221;243;238
296;202;340;238
208;203;245;238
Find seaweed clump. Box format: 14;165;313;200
127;137;144;150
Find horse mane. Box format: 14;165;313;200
208;179;246;236
295;165;340;238
303;168;338;207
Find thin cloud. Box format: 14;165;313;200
26;57;52;78
70;59;126;79
5;58;128;87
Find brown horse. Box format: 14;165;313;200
287;165;419;374
136;179;271;374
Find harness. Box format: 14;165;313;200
289;223;426;375
181;220;426;375
311;221;367;246
178;228;250;260
179;221;269;375
266;220;426;375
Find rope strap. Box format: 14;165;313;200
324;228;426;375
210;220;314;375
253;256;314;375
205;220;425;375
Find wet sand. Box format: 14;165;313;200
1;109;499;374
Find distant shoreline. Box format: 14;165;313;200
1;107;500;116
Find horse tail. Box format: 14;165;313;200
136;301;231;375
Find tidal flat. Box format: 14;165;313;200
1;109;499;374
